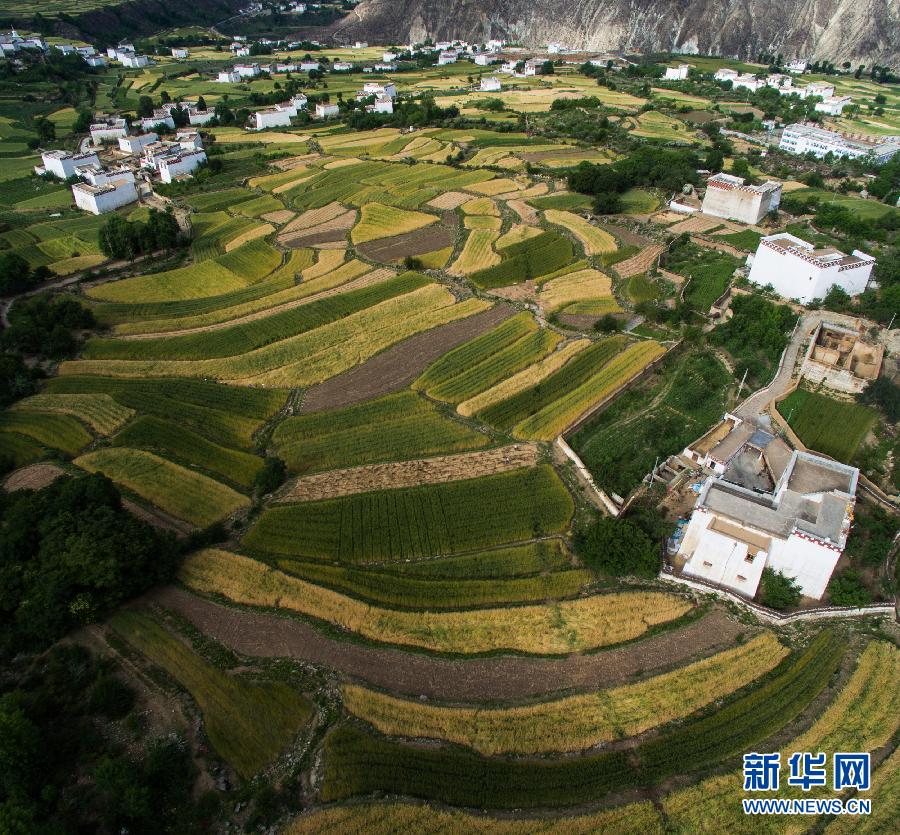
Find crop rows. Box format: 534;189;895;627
112;416;263;489
663;639;899;832
341;632;787;755
320;631;845;808
45;376;286;449
76;448;250;527
539;268;621;315
10;393;134;436
181;549;691;654
273;391;490;474
478;337;628;430
244;465;574;563
452;228;501;275
470;230;574;289
0;410;92;456
82;273;429;361
543;210;618;255
351;203;438;244
781;388;878;462
276;558;592;609
382;540;571;579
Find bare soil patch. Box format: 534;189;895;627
151;586;752;701
3;462;65;492
273;153;320;171
300;303;516;412
427;191;471;210
280;444;539;502
278;209;356;248
122;498;193;536
489;280;537;304
507;198;539;225
261;210;296;225
356;220;455;263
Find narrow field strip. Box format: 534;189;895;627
450;229;501;275
75;448;249;528
538;268;620;314
179;549;693;655
341;632;787;755
279;444;540;503
351;203;438;244
284;799;664;835
10;393;134;435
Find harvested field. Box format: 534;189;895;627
668;215;723;234
356;220;456;263
303;249;346;279
651;210;687;225
507;198;539;225
300;304;516;411
2;462;65;492
151;585;750;701
464;215;502;230
489;280;537;304
278;209;356;247
281;202;346;234
468;178;522;196
427;191;471;210
280;444;539;502
614;243;665;278
598;222;652;248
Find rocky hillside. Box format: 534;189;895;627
330;0;899;65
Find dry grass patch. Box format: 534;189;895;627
260;209;296;224
461;197;499;215
464;215;502;230
468;178;521;196
181;549;692;654
343;632;787;755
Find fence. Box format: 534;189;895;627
659;567;896;624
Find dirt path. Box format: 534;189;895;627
150;586;752;702
279;444;539;503
117;268;395;340
300;303;516;412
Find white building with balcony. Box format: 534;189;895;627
40;150;100;180
779;123;900;163
72;178;138;214
814;95;852;116
90;118;129;143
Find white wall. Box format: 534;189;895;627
767;534;841;600
255;109;291;130
72;181;137;214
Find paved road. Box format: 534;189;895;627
734;312;816;423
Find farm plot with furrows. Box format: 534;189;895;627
112;416;264;489
280;444;541;502
389;540;571;579
664;638;899;833
44;377;286;449
463;214;502;231
86;240;283;304
355;218;456;263
544;209;618;256
110;610;312;780
0;432;44;468
233;194;285;218
10;393;134;435
351;203;439;245
81;274;429;361
0;411;93;456
180;549;691;654
610;243;666;278
299;304;516;412
781;388;878;462
450;228;501;275
285;799;663;835
278;209;356;247
89;251;313;328
275;558;592;610
319;631;844;809
417;313;542;394
64;285;486;387
514;341;666;440
496;224;544;250
273;391;491;474
244;465;574;563
538;268;620;315
458;340;592;417
112;253;352;337
183;189;257;213
75;448;250;528
470;230;574;289
477;336;628;430
342;632;787;754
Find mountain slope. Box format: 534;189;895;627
330;0;899;65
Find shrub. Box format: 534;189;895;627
759;567;801;609
88;675;136;720
575;515;660;578
827;570;873;607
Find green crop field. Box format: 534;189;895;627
469;230;574;289
781;388;878;462
45;376;287;449
273;391;490;474
0;410;93;456
110;610;312;778
415;313;562;403
76;448;250;527
244;465;574;562
112;416;264;489
321;631;844;808
11;393;135;435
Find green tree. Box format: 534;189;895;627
759;567;801;609
137;95;154;117
575;515;660;578
827;569;872;606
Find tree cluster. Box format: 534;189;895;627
98;209;182;260
0;474;181;657
759;567;801;609
574;514;660;578
0;253;51;296
2;293;95;359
